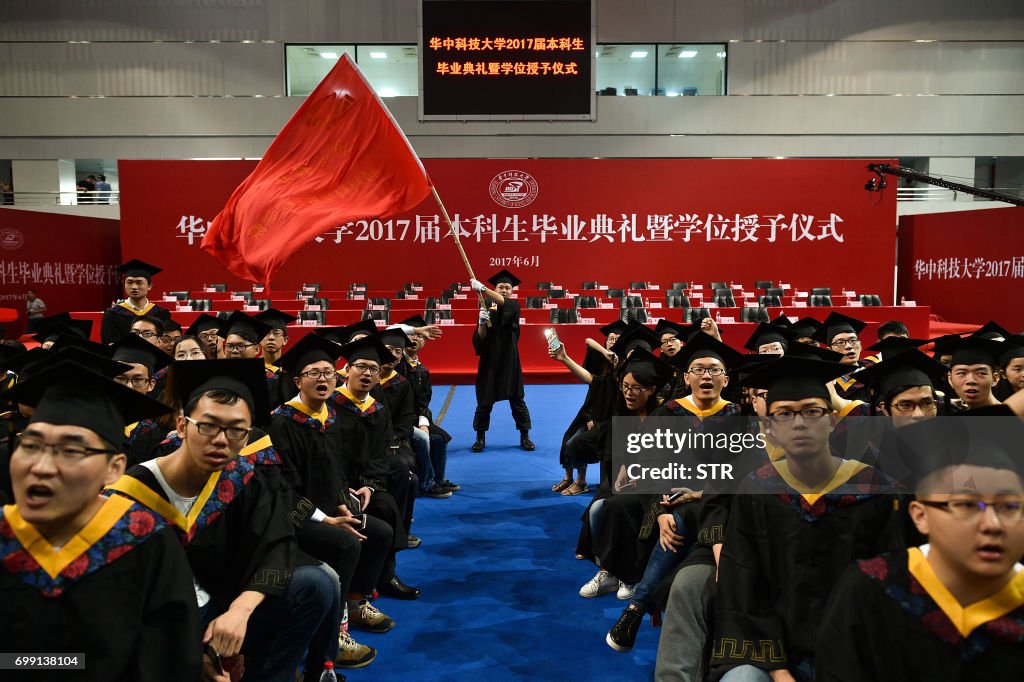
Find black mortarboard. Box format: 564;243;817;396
654;320;688;340
316;319;378;345
217;311;273;344
32;315;92;344
811;312;867;346
739;356;850;407
609;322;660;358
673;331;744;371
380;327;413;349
48;334;111;357
997;334;1024;369
277;333;343;375
2;348;50;378
621;348;675;389
110;333;172;375
730;353;777;381
339;334;393;365
116;259;162;281
788;317;823;339
743;323;798;353
854;349;950;400
948;336;1005;369
971;321;1011;342
928;333;962;361
163;318;182;333
254;308;297;332
185;313;222;338
398;314;428;329
598;320;629;337
7;346;129;384
0;345;26;371
9;360;171;449
171;358;268;424
487;269;521;288
866;336;929;355
771;314;792;327
784;341;846;363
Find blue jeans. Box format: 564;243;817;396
630;508;690;610
411;426;447;491
200;564;340;682
721;659;814;682
588;498;607;539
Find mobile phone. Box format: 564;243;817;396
666;487;696;503
354;513;367;531
204;643;225;675
348;494;362;515
544;327;562;351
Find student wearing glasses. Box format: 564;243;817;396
186;314;223;359
254;308;297;411
110;333;173;466
708;356;909;682
101;260;172;345
816;417;1024;681
159;318;183;354
173;336;209;361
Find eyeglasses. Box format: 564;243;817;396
830;337;861;348
300;369;337;380
265;330;286;339
184;416;251;441
349;364;380;375
224;342;255;353
686;367;726;377
160;335;181;345
917;499;1023;524
131;330;158;339
770;407;829;422
15;436;116;464
890;398;937;414
174;349;206;360
198;331;219;341
620;383;652;395
660;338;680;346
114;376;152;389
753;391;769;401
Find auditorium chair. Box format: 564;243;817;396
765;287;784;297
166;291;190;301
425;296;440;309
206;284;228;292
536;282;553;290
576;295;599;308
670;282;690;291
550;308;580;323
754;280;774;290
304;297;330;310
810;287;832;296
709;281;728;291
620;295;644;309
859;294;882;306
621;308;648;324
629;281;648;289
298;311;326;325
548;288;566;298
809;294;833;306
188;299;212;311
605;288;625;298
581;281;600;290
394;291;409;300
741;306;770;323
759;294;782;306
250;300;271;311
362;310;389;324
713;289;736;307
426;309;452;323
301;283;321;293
666;293;691;309
689;308;711;322
367;297;390;309
232;291;255;303
525;296;549;309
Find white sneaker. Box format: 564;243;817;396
579;569;618;598
617;582;635;600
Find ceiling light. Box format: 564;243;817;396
678;50;698;59
379;87;398;97
630;51;648;59
716;51;726;58
319;52;338;59
370;51;387;59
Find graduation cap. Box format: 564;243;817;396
171;358;268;424
339;334;393;366
947;336;1005;369
380;326;413;349
185;313;222;338
48;334;111;357
397;314;428;329
928;333;963;362
854;349;950;401
110;333;172;375
784;341;845;363
673;331;744;371
1;347;51;379
743;323;798;354
771;314;793;328
487;269;521;288
116;259;162;281
254;308;297;332
739;355;850;407
32;315;92;344
277;333;343;375
730;353;778;382
654;320;688;341
621;347;675;389
316;319;378;345
609;322;660;358
970;320;1011;342
8;359;171;449
598;320;629;338
865;336;929;355
5;346;130;385
788;317;823;340
0;344;26;371
811;312;867;346
217;311;273;344
997;334;1024;370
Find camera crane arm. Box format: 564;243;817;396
866;163;1024;207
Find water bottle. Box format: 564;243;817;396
319;661;338;681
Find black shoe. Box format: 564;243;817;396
439;479;460;492
471;431;486;452
378;576;421;600
520;431;536;451
423;484;452;499
606;607;643;652
406;534;422;549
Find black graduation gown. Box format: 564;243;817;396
0;497;201;682
816;548;1024;682
710;460;908;677
399;357;452;442
122;418;168;468
558;372;617;468
472;298;525;404
833;358;875;403
99;301;172;345
0;409;27;505
265;363;290;412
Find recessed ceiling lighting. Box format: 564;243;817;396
370;51;387;59
678;50;698;59
630;51;648;59
319;52;338;59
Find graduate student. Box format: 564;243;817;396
0;362;201;682
254;307;296;374
110;333;172;466
994;334;1024;401
811;312;873;402
100;260;172;344
816;417;1024;681
743;322;798;356
186;313;223;359
105;359;341;682
942;336;1005;413
470;269;534;452
31;314;92;350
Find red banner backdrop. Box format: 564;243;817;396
119;158;896;298
0;208;120;337
897;206;1024;331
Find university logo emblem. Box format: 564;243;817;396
489;170;539;209
0;227;24;251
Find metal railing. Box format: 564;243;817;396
0;191;120;206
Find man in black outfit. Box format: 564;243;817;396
469;269;533;452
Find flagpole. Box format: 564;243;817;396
430;184;490;316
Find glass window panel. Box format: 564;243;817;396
355;45;419;97
286;44;356;96
656;44;726;96
595;44;656;96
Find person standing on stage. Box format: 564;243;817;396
469;269;533;453
101;260;172;344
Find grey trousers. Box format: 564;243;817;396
654;562;716;682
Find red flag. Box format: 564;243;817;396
202;54;430;285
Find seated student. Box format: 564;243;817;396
218;311;287;410
110;334;172;466
394;316;457;499
129;314;165;347
186;313;224;360
971;320;1011;342
332;334;421;609
816;417;1024;681
778;316;823;347
709;356;909;682
31;314;93;350
811;312;874;402
941;337;1005;413
255;308;296;410
744;322;798;357
105;359;340;682
876;319;910;341
0;361;201;682
101;260;172;345
270;334;387;670
316;319;380;383
994;334;1024;402
660;332;744;419
855;349;948;429
159;318;183;355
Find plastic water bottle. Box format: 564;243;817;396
319;661;337;681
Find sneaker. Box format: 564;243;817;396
617;582;634;600
422;483;452;499
579;569;618;598
348;600;395;633
606;607;644;652
336;628;377;668
439;479;460;492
